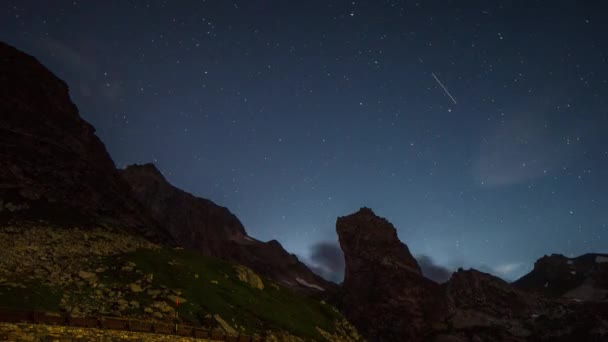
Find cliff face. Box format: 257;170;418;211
336;208;446;341
120;164;247;255
0;42;168;241
121;163;334;293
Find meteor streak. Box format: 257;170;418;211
431;72;457;105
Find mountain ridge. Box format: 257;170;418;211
121;162;335;293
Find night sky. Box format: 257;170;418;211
3;1;608;282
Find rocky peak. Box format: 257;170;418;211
336;208;444;341
337;207;421;275
0;42;168;241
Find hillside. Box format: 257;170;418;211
0;224;361;341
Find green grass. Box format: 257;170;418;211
0;247;345;340
0;283;62;312
100;247;343;340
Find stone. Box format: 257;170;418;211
213;314;238;335
77;271;96;280
129;283;143;292
152;301;174;313
234;265;264;290
144;273;154;283
167;295;187;304
147;289;161;296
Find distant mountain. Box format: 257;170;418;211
513;253;608;301
0;42;170;241
121;163;334;293
335;207;608;342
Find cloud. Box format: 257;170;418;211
473;113;566;187
416;255;453;283
477;262;528;281
306;242;454;284
307;242;344;283
493;262;524;275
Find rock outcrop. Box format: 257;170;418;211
336;208;608;342
0;42;168;241
513;253;608;301
121;163;333;293
336;207;445;341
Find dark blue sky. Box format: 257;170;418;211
3;0;608;281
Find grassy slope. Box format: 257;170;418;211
0;283;62;312
109;248;342;339
0;247;343;340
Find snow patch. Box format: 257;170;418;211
567;260;573;265
295;278;325;291
595;256;608;263
544;281;549;288
570;271;576;275
243;236;254;242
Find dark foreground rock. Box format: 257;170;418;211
0;42;169;241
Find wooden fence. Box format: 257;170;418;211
0;308;262;341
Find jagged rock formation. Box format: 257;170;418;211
336;207;446;341
336;208;608;342
0;42;168;241
513;253;608;301
121;163;333;292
